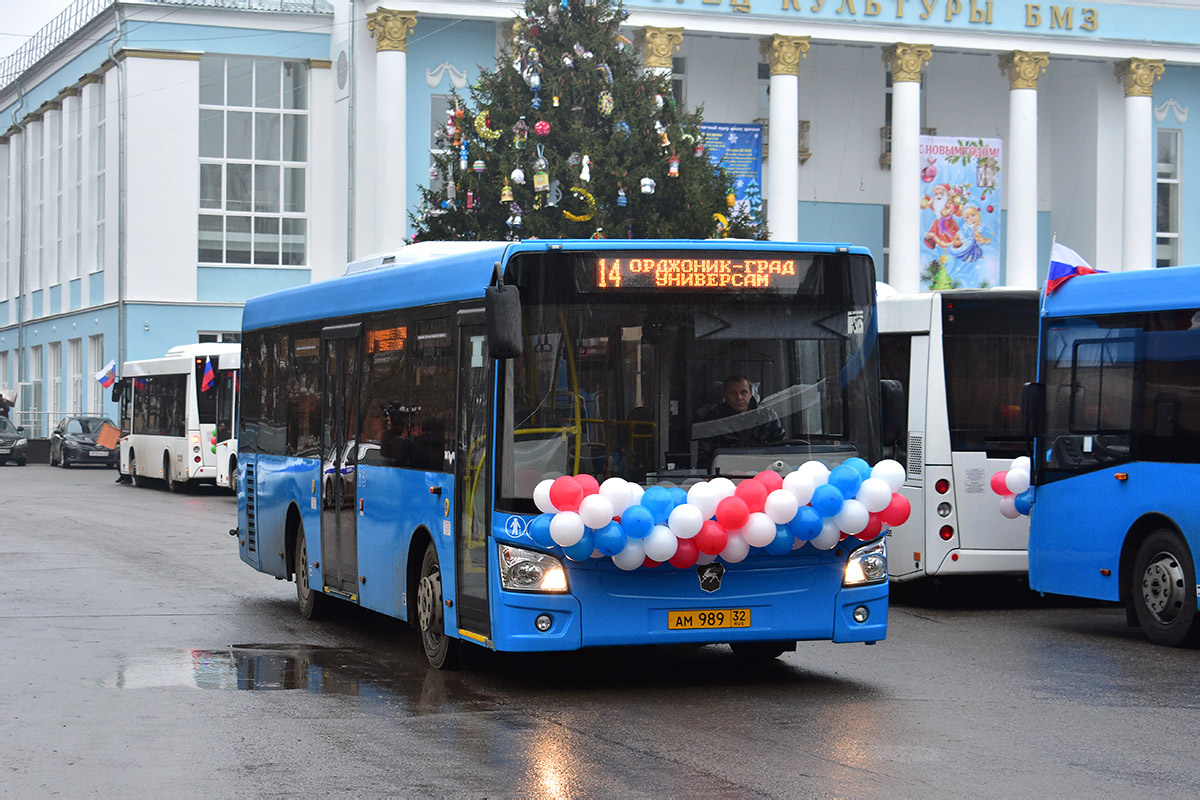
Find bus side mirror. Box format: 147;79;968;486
111;383;124;402
880;379;905;446
1021;382;1043;443
486;283;523;359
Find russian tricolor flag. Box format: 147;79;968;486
94;359;117;388
1045;243;1106;295
201;357;216;392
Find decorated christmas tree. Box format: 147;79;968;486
409;0;767;241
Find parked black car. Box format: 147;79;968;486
0;417;27;466
49;416;119;468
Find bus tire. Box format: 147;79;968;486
228;455;238;496
730;641;793;660
130;451;146;488
164;453;182;493
1131;529;1200;647
417;542;460;670
295;522;328;620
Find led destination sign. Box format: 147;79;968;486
587;253;803;293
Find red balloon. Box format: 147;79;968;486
668;537;699;569
989;471;1009;496
549;475;584;512
715;496;750;530
642;557;662;569
575;473;601;496
858;513;884;539
733;480;768;514
754;470;784;493
695;520;729;555
880;493;911;526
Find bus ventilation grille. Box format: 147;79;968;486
907;434;923;477
245;462;257;553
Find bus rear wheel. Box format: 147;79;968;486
417;542;459;670
228;455;238;496
294;522;328;620
130;451;146;487
164;454;182;493
1131;529;1200;647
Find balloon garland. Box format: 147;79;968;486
474;110;502;141
990;456;1033;518
562;186;597;223
527;458;909;570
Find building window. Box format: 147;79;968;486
29;345;43;437
49;342;62;420
94;80;106;274
672;57;686;109
53;111;63;286
68;338;82;414
74;96;82;280
0;351;8;391
88;334;104;414
1156;129;1181;267
428;94;453;200
198;331;242;343
33;120;44;289
199;56;309;267
1;142;8;301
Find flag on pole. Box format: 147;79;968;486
201;357;216;392
1045;243;1106;295
94;359;117;388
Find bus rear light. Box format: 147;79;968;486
935;479;950;494
194;456;201;463
939;525;954;541
191;435;201;444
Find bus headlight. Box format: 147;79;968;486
843;538;887;586
498;544;569;593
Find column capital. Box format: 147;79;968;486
1114;58;1165;97
366;8;417;53
759;35;810;77
882;43;932;83
641;26;683;70
999;51;1049;90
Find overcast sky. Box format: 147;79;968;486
0;0;76;60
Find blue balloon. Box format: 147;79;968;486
594;521;628;556
622;504;654;539
765;524;796;556
811;484;846;518
828;464;863;499
842;457;872;482
562;528;595;562
529;514;556;548
641;486;675;524
788;505;823;540
668;487;688;508
1015;488;1034;516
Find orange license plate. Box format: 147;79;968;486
667;608;751;630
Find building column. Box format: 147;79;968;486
998;51;1048;288
366;8;417;254
1115;58;1164;271
882;44;931;293
641;26;683;79
761;35;809;242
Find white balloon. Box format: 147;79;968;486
686;482;720;519
856;477;893;513
1004;468;1030;495
763;489;800;524
720;532;750;563
741;512;777;547
999;494;1021;519
667;503;705;539
578;493;615;529
811;519;841;550
1010;456;1031;475
599;477;632;516
549;511;585;547
612;538;646;571
834;499;870;535
782;469;816;506
533;479;559;514
871;459;906;493
709;477;737;499
696;551;718;565
799;460;831;485
643;525;680;562
628;484;645;506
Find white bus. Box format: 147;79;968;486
214;349;240;493
117;343;240;491
877;288;1038;581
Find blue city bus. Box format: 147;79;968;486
236;240;892;667
1027;265;1200;646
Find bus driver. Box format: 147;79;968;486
695;374;786;469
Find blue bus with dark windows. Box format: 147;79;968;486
236;240;899;668
1026;265;1200;646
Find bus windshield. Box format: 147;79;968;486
498;249;880;509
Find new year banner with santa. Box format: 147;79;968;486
918;136;1003;290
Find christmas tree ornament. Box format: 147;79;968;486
529;71;541;91
547;180;563;207
512;117;529;149
574;42;594;60
713;213;729;237
727;192;736;209
571;96;584;112
597;63;613;83
511;165;526;184
580;155;592;183
552;95;560;107
655;121;670;150
466;190;476;211
533;170;549;192
501;180;514;203
474;110;502;140
693;142;705;158
626;221;634;238
655;93;664;111
568;152;581;167
616;188;627;207
598;90;614;116
640;177;656;194
459;143;468;172
615;121;631;138
534;120;551;137
667;155;680;178
531;92;542;110
429;165;440;181
445;109;456;138
562;53;574;68
563;187;597;222
473;159;486;174
592;227;606;239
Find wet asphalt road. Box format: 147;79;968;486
2;463;1198;798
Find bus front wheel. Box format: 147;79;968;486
130;451;146;488
1131;529;1200;647
294;522;328;620
417;542;459;670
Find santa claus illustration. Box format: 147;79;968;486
921;183;963;250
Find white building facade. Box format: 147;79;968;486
2;0;1199;432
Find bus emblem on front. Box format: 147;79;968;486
697;563;725;593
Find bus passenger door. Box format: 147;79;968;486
455;312;491;639
321;323;362;599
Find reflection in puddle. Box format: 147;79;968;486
105;645;363;693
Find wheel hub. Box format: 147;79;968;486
417;573;441;632
1142;552;1185;618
